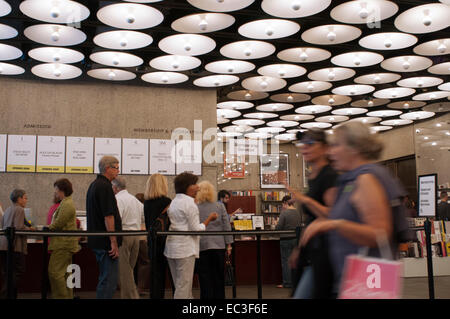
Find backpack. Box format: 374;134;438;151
152;205;170;234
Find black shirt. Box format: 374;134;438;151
438;201;450;221
303;164;338;225
86;174;122;250
144;196;172;230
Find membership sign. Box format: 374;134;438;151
36;136;66;173
66;137;94;174
7;135;37;172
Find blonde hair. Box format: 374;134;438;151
196;181;216;204
332;121;384;160
144;174;168;200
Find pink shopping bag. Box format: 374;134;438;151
338;255;403;299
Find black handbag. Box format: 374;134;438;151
224;254;234;286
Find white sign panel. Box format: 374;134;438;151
0;134;6;172
122;138;149;175
94;138;122;174
418;174;437;217
175;140;202;175
228;139;263;156
150;139;176;175
6;135;37;172
66;137;94;174
36;136;66;173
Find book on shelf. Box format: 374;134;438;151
264;215;279;228
262;191;290;201
262;203;282;213
231;190;254;196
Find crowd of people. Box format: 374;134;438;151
0;121;431;299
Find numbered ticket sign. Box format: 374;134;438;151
66;137;94;174
122;138;149;175
94;138;122;174
0;134;6;172
149;139;176;175
36;136;65;173
7;135;37;172
175;140;202;176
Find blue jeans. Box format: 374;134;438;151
93;249;119;299
292;266;313;299
280;238;297;288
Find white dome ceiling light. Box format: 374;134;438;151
24;24;87;46
90;51;143;68
280;114;315;121
387;101;426;110
413;91;450;101
242;76;287;92
349;116;382;124
217;109;242;119
301;24;362;45
359;32;417;51
275;134;297;142
93;30;153;50
0;44;23;61
194;75;240;87
295;104;332;115
300;122;332;129
256;103;293;112
31;63;82;80
217;131;243;138
222;125;254;133
233;119;266;127
315;115;349;123
159;34;216;56
141;72;189;84
217;101;254;110
187;0;255;12
257;64;306;79
277;47;331;63
87;68;136;81
255;127;286;134
308;67;355;82
0;62;25;75
439;82;450;91
261;0;331;18
330;0;398;25
331;51;384;68
244;112;279;120
150;55;201;72
414;39;450;56
370;126;393;133
267;120;299;128
28;47;84;64
367;110;403;118
20;0;90;24
270;93;311;103
289;81;332;93
205;60;255;74
394;3;450;34
351;98;390;108
427;62;450;75
227;90;269;101
311;94;352;106
381;56;433;73
397;76;443;89
238;19;300;40
332;107;368;116
220;40;276;60
244;132;273;140
0;0;11;17
400;111;435;121
373;87;416;99
97;3;164;30
172;13;235;33
332;84;375;96
217;117;230;124
354;73;401;85
0;23;18;40
380;119;412;126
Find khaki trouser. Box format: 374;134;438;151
48;249;74;299
167;256;195;299
118;236;140;299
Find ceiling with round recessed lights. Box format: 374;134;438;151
0;0;449;143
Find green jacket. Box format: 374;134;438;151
48;196;80;253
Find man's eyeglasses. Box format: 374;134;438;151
299;139;316;146
109;165;120;170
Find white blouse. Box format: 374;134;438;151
164;193;206;259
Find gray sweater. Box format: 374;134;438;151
197;201;233;251
275;208;302;239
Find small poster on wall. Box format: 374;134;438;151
66;137;94;174
122;138;149;175
94;138;122;174
6;135;37;172
223;154;245;178
175;140;202;175
0;134;6;172
150;139;176;175
260;153;289;189
36;136;66;173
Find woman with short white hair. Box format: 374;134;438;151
196;181;233;299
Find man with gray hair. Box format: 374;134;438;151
86;156;122;299
112;176;144;299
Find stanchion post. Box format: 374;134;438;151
424;218;435;299
6;227;15;299
41;233;49;299
256;234;262;299
231;238;236;299
149;226;157;299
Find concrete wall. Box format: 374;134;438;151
0;78;217;225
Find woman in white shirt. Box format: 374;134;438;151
164;172;217;299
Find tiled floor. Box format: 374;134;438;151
17;276;450;299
